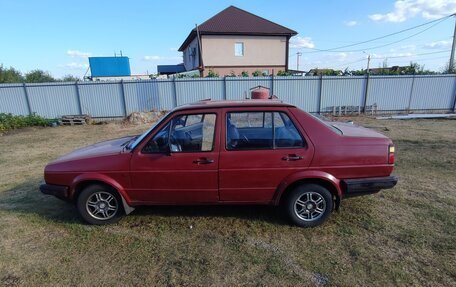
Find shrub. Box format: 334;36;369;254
252;70;262;77
206;70;219;78
240;71;249;77
0;113;50;132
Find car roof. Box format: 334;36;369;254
173;99;295;111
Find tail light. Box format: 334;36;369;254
388;145;395;164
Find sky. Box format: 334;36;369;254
1;0;456;77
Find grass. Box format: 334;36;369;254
0;117;455;286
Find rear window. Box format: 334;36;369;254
309;114;343;135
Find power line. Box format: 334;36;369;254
335;50;451;68
301;13;454;53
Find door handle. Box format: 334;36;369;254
282;154;303;161
193;158;214;164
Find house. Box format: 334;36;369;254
176;6;297;77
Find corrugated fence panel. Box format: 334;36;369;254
367;76;413;111
156;80;176;111
0;75;454;117
321;76;366;112
175;78;224;105
410;75;456;110
273;77;320;112
123;80;157;113
226;77;272;100
0;84;29;115
27;82;80;118
78;82;125;117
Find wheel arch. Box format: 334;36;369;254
70;174;135;214
273;171;342;210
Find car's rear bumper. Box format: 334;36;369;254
342;176;398;198
40;183;70;201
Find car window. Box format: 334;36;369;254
274;112;304;148
143;113;216;153
226;111;304;150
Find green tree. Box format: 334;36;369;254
0;65;24;83
60;75;80;82
25;70;56;83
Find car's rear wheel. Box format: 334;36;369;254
76;184;123;225
285;184;333;227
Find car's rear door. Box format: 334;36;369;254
219;107;314;203
129;109;220;204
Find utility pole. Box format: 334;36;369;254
364;51;371;74
296;52;302;71
449;14;456;72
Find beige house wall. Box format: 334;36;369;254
182;37;200;71
202;66;285;77
201;35;287;67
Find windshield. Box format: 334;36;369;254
126;111;170;150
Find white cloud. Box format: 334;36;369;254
143;55;162;61
423;40;452;49
369;0;456;22
66;50;91;58
143;55;182;61
344;20;359;26
290;36;315;49
169;47;178;51
63;62;89;69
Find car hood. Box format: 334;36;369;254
51;136;136;163
331;122;388;138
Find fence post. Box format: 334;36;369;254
172;77;178;107
75;81;83;115
120;80;128;117
271;74;274;96
223;76;227;100
407;74;416;112
452;75;456;113
318;75;323;114
362;74;370;114
23;83;32;115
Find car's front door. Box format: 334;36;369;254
219;108;314;203
129;110;220;204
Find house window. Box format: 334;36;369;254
235;42;244;56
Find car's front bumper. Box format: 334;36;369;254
342;176;398;198
40;183;70;201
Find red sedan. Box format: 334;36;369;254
40;100;397;227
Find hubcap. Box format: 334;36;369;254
294;192;326;221
86;191;118;220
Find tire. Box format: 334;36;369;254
76;184;123;225
284;184;333;228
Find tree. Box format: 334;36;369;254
60;75;80;82
25;70;56;83
0;65;24;83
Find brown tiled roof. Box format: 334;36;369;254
178;6;297;51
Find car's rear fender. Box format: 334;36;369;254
272;170;342;206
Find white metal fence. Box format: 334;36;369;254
0;75;455;118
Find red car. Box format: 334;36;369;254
40;100;397;227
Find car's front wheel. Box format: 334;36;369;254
285;183;333;227
76;184;123;225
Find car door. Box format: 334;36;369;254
219;107;314;203
129;110;220;204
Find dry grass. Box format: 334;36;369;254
0;117;455;286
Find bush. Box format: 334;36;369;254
0;113;50;132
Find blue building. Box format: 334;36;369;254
87;56;149;81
